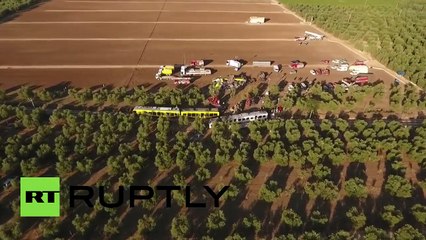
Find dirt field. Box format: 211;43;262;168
0;0;396;89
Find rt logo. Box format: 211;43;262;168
20;177;60;217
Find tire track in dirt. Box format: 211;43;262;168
270;167;300;212
401;154;423;197
365;158;385;200
125;0;166;87
207;161;239;188
270;167;300;236
329;161;349;221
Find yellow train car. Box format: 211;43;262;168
133;106;180;117
133;106;220;118
180;108;220;118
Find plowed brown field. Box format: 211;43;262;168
0;0;394;89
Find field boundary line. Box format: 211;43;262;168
65;0;274;4
6;21;302;26
0;38;300;41
44;9;285;13
0;64;331;69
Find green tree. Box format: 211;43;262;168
259;180;282;202
137;215;156;235
38;219;60;238
364;226;389;240
76;157;94;174
171;215;189;239
0;89;6;102
206;210;226;232
17;86;34;100
225;233;246;240
385;175;413;198
242;214;261;233
192;117;206;134
195;167;211;181
344;177;368;198
381;205;403;229
20;157;39;176
395;224;425;240
0;220;22;240
328;230;351;240
301;231;321;240
411;204;426;224
346;207;366;231
310;210;328;226
104;217;119;237
304;180;338;200
281;209;302;228
72;213;91;236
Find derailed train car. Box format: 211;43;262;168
208;111;269;128
133;106;219;118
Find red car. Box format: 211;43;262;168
208;96;221;107
289;60;305;69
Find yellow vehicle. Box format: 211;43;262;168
212;77;228;89
234;77;246;82
161;66;175;76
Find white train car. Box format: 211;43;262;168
208;111;269;128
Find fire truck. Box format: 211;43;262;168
180;66;212;76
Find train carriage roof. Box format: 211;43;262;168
133;106;179;111
180;108;219;112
